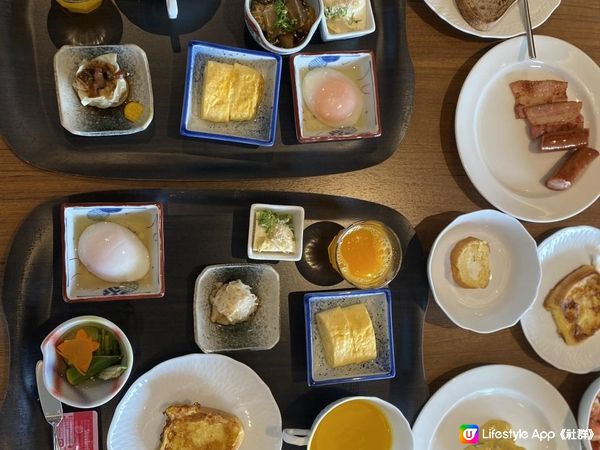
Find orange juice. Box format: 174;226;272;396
56;0;103;14
328;221;401;289
311;400;392;450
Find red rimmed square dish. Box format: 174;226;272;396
62;202;165;302
290;50;381;143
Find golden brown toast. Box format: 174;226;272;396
159;403;244;450
544;265;600;345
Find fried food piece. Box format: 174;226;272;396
159;403;244;450
544;265;600;345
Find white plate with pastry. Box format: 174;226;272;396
521;226;600;374
456;35;600;223
428;209;541;333
413;365;579;450
423;0;560;38
107;353;282;450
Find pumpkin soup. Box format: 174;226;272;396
311;400;392;450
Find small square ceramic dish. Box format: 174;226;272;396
194;264;280;353
290;51;381;143
304;288;395;386
62;203;165;302
54;44;154;136
319;0;376;41
247;203;305;261
180;41;282;146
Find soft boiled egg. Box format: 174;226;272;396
302;68;363;128
78;222;150;283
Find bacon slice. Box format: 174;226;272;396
530;115;584;139
540;128;589;152
546;147;598;190
510;80;568;118
524;101;582;126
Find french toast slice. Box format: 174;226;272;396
455;0;517;31
159;403;244;450
544;265;600;345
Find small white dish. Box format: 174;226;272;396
428;209;541;333
413;365;579;450
193;263;280;353
54;44;154;136
244;0;323;56
423;0;560;38
62;202;165;302
318;0;376;41
247;203;305;261
521;226;600;374
107;353;282;450
290;51;381;143
40;315;134;409
456;35;600;223
578;376;600;450
180;41;282;146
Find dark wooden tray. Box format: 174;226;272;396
0;189;429;448
0;0;414;180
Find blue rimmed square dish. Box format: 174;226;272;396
61;202;165;303
290;50;381;143
304;288;395;386
180;41;282;147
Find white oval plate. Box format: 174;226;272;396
423;0;560;38
107;353;282;450
456;35;600;223
413;365;579;450
521;226;600;374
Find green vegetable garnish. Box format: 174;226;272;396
66;355;121;385
275;0;297;32
324;5;361;24
258;210;293;235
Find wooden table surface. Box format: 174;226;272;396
1;0;599;420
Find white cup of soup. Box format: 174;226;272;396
282;396;414;449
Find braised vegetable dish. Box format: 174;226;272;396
250;0;317;48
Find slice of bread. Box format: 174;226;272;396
159;403;244;450
450;237;491;289
455;0;517;31
543;265;600;345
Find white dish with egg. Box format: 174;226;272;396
62;202;165;302
319;0;376;42
428;209;541;333
290;51;381;143
247;203;305;261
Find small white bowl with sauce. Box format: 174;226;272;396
244;0;323;56
319;0;376;42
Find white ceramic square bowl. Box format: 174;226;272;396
247;203;305;261
290;51;381;143
319;0;376;41
62;202;165;302
193;264;280;353
54;44;154;136
180;41;282;146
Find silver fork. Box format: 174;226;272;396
522;0;537;59
36;361;63;450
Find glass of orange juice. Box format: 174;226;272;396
328;220;402;289
55;0;103;14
